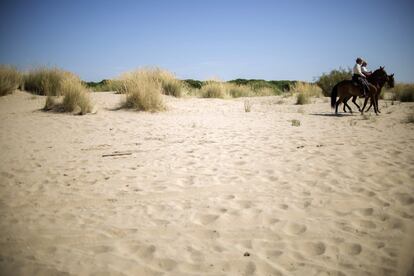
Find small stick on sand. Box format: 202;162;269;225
102;152;132;157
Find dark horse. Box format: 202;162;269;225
343;68;394;113
330;67;394;115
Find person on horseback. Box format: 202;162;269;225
352;57;369;97
361;60;372;77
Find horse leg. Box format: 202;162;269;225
361;96;370;115
366;101;373;112
376;94;381;113
373;94;379;115
345;100;353;114
351;96;361;112
343;96;350;113
335;97;343;115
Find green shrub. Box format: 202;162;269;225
201;81;227;98
183;79;203;89
0;65;22;96
24;67;78;96
317;68;352;96
83;79;122;92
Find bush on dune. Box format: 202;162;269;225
393;83;414;102
43;77;92;115
201;81;228;98
227;83;253;98
116;68;183;98
291;82;323;105
61;78;92;114
117;70;165;111
317;68;352;97
25;67;78;96
0;65;22;96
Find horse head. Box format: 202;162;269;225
387;73;395;88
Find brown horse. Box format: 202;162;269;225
342;68;394;113
330;78;377;115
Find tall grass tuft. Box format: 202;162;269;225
255;87;277;96
393;83;414;102
291;82;323;105
118;70;165;111
227;84;253;98
24;67;78;96
61;78;92;114
201;81;228;98
0;65;22;96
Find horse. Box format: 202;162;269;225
342;68;394;113
330;77;377;115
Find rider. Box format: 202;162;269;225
352;57;369;97
361;60;372;77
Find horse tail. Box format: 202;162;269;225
331;83;338;108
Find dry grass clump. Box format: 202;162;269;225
118;70;165;111
291;82;323;105
201;81;228;98
291;119;301;126
61;78;92;114
25;67;78;96
227;84;253;98
44;78;92;115
0;65;22;96
254;87;276;96
118;68;183;97
393;83;414;102
244;100;252;112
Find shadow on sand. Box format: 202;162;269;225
309;112;357;117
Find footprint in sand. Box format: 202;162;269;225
302;241;326;256
195;213;220;225
284;222;307;235
278;204;289;210
340;243;362;256
357;219;377;229
356;207;374;216
394;193;414;205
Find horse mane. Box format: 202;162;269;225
369;67;388;84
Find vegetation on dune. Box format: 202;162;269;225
83;79;123;92
291;82;323;105
114;68;183;98
227;83;253;98
229;79;294;92
44;78;92;115
316;68;352;97
24;67;79;96
61;78;92;114
0;65;22;96
117;69;165;111
200;81;228;98
393;83;414;102
183;79;203;89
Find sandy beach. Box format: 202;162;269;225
0;91;413;276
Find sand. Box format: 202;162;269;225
0;91;413;276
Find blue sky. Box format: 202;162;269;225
1;0;413;82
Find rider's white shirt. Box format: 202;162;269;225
353;64;365;77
